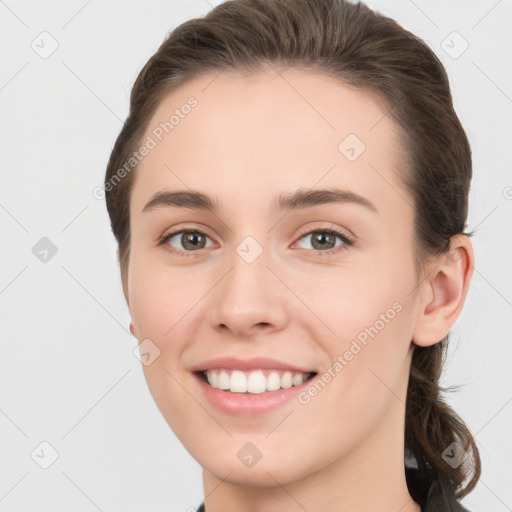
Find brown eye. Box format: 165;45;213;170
295;228;354;254
309;232;337;250
160;230;214;254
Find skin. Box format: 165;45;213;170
125;66;474;512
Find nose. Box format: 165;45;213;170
208;247;289;339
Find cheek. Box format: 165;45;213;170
129;283;170;338
303;267;402;341
307;268;413;404
128;253;208;390
128;252;187;338
129;262;196;436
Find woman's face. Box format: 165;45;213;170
127;68;425;486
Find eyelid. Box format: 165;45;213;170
294;223;353;240
158;222;355;256
157;225;217;255
157;223;215;244
291;223;354;252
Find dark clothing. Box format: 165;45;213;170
407;466;471;512
195;468;471;511
421;478;471;512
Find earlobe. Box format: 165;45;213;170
412;235;474;347
126;293;136;339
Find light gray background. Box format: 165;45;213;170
0;0;511;510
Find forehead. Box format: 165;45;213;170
131;67;409;217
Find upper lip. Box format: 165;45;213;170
191;356;316;374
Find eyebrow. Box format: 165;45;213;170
142;188;378;214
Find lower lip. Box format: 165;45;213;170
193;372;314;416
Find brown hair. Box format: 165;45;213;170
104;0;480;506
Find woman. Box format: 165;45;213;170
104;0;481;510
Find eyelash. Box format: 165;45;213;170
157;225;354;258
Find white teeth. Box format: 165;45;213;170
230;370;247;393
246;371;267;394
218;370;230;390
209;371;219;388
292;372;304;386
203;369;311;394
266;371;281;391
281;371;293;389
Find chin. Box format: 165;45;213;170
196;446;316;488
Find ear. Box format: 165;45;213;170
125;291;137;339
127;304;139;340
412;234;474;347
129;320;137;338
117;247;136;338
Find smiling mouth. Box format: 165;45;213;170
196;369;318;394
